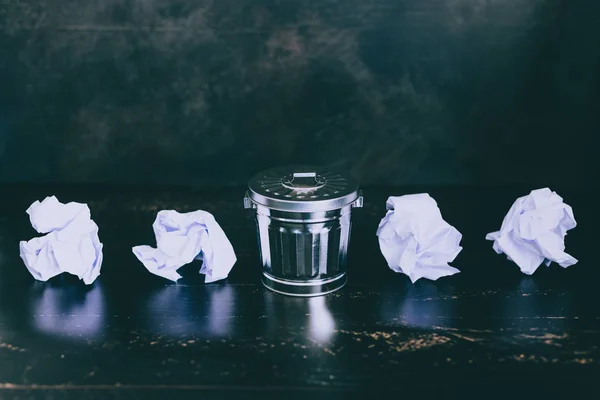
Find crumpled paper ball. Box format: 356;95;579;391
376;193;462;283
132;209;237;282
486;188;577;274
19;196;103;284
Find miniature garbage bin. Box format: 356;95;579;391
244;165;363;296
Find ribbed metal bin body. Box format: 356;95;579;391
253;205;352;296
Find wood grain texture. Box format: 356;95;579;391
0;184;598;398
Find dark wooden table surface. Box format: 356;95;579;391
0;184;598;399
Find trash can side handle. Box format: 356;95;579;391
243;192;257;209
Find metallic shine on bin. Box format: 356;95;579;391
244;165;363;297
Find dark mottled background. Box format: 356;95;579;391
0;0;598;186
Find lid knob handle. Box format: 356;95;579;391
283;171;325;190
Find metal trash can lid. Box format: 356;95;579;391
247;165;361;212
